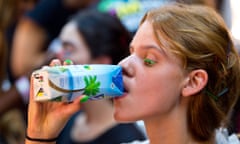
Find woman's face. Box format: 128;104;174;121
57;22;91;64
114;21;187;122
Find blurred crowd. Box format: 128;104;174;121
0;0;239;144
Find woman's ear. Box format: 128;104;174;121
182;69;208;97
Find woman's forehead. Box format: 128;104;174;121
131;21;164;51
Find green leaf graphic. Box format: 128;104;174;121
84;65;91;70
59;67;68;72
83;75;101;96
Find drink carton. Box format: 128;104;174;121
32;65;123;102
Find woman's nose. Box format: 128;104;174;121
49;40;64;60
118;55;137;77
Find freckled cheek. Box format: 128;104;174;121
134;77;160;95
136;72;175;96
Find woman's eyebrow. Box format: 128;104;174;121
130;43;164;51
61;41;75;47
140;44;166;56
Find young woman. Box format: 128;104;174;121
25;3;240;144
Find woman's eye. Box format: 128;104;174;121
144;58;156;66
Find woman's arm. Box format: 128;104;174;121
26;60;84;144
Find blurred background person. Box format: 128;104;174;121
11;0;100;80
50;9;146;144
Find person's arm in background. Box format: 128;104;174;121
11;17;47;78
11;0;80;78
11;0;98;78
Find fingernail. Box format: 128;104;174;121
80;95;89;103
54;63;60;66
64;59;73;65
52;59;61;66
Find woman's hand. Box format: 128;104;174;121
26;59;84;140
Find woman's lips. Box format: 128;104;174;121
114;92;128;100
122;78;129;92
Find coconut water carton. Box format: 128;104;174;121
32;65;123;102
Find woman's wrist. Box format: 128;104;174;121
26;128;58;142
25;134;57;144
25;139;56;144
25;129;58;144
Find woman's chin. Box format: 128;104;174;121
113;112;130;122
113;112;138;123
113;92;133;121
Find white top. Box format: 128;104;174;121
215;128;240;144
122;140;149;144
123;128;240;144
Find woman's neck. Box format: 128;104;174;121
143;99;204;144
